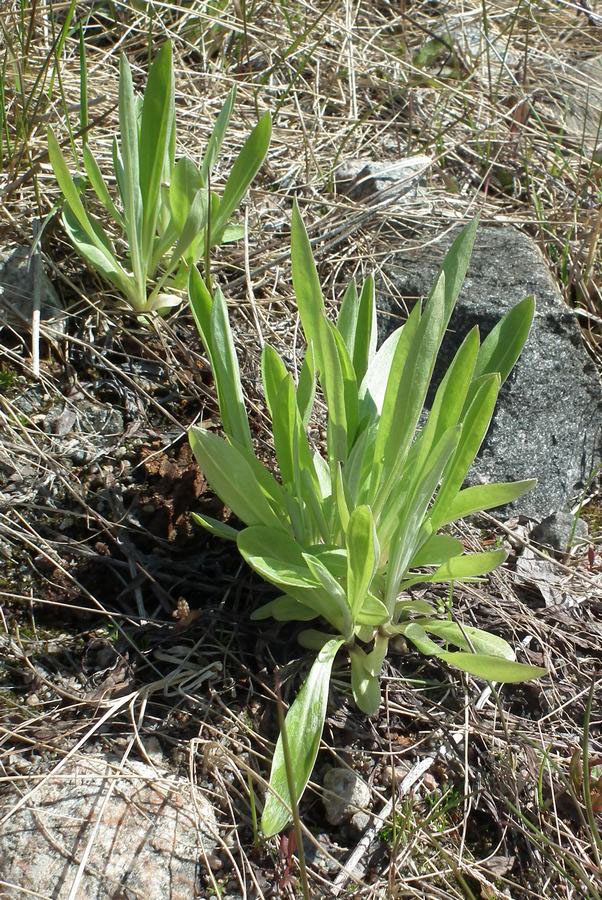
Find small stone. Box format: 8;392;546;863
322;767;371;825
223;829;236;848
421;772;438;792
202;852;223;871
0;244;64;330
530;511;589;553
302;833;341;875
434;15;520;80
69;448;90;465
0;540;13;560
143;737;164;766
350;811;371;833
9;755;32;774
544;54;602;153
381;763;413;787
334;157;430;203
0;752;218;898
389;636;409;654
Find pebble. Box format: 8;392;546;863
350;811;371;833
322;767;371;825
530;510;589;554
381;763;413;787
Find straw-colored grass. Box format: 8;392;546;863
0;1;600;897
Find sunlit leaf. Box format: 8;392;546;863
262;638;343;836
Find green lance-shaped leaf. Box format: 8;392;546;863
262;353;298;486
432;216;480;327
320;317;349;465
291;206;354;463
354;593;389;626
252;595;318;622
330;322;360;451
83;144;125;228
336;278;358;355
188;269;253;453
464;296;535;412
399;548;508;591
191;512;239;542
261;344;289;421
346;506;379;619
189;429;281;528
373;217;480;508
156;186;209;295
400;622;545;683
212;285;254;451
199;85;236;184
238;527;319;588
261;353;322;537
302;553;353;639
385;425;461;611
297;629;337;651
112;135;126;209
350;647;381;715
333;463;350;535
170;157;204;233
408;533;464;568
373;290;447;512
297;343;316;428
262;638;344;836
48;130;117;261
336;274;377;387
359;326;403;423
411;326;480;478
419;620;517;659
429;372;501;531
211;111;272;244
238;529;353;633
118;52;144;295
432;479;537;528
139;41;175;263
291;200;326;372
444;653;546;682
343;422;377;507
60;205;138;307
368;302;422;492
352;275;377;385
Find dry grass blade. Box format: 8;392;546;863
0;0;600;897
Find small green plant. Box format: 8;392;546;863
48;40;271;314
0;364;16;392
188;203;546;837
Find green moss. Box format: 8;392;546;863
0;364;16;392
581;499;602;537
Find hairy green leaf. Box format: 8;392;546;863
262;638;343;836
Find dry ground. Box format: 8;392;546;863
0;1;601;897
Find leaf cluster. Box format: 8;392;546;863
188;203;546;836
48;41;271;313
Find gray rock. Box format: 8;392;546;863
434;14;520;81
45;397;125;442
302;832;342;875
381;762;413;787
378;225;602;518
322;767;371;825
0;752;218;899
0;244;64;328
350;811;371;832
334;157;430;203
530;510;589;553
543;54;602;153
